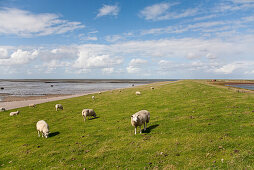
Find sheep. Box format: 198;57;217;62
135;91;141;95
0;107;6;112
98;92;101;94
10;111;19;116
150;87;154;90
82;109;96;122
92;96;95;100
131;110;150;135
55;104;63;111
29;104;36;108
36;120;50;138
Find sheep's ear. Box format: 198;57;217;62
131;115;133;117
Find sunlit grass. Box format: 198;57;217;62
1;80;254;169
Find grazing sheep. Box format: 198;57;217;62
36;120;50;138
0;107;6;112
150;87;154;90
29;104;36;108
98;92;101;94
55;104;63;111
82;109;96;122
136;91;141;95
92;96;95;100
131;110;150;135
10;111;19;116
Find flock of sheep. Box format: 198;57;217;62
1;86;155;138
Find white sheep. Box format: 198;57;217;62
0;107;6;112
82;109;96;122
36;120;50;138
29;104;36;108
10;111;19;116
136;91;141;95
150;87;154;90
131;110;150;135
55;104;63;111
92;96;95;100
98;92;101;94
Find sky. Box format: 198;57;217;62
0;0;254;79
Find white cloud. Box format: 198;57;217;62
129;58;147;66
139;2;171;21
126;66;141;74
0;8;84;37
139;2;198;21
73;46;123;70
2;34;254;78
102;67;114;74
214;61;254;74
0;47;8;58
127;58;147;74
97;5;119;17
186;52;201;59
0;49;38;65
214;0;254;12
105;35;122;42
79;33;98;41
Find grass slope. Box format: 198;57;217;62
1;80;254;169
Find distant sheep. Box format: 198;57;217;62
0;107;6;112
55;104;63;111
98;92;101;94
82;109;96;122
92;96;95;100
131;110;150;134
36;120;50;138
10;111;19;116
150;87;154;90
119;90;122;92
136;91;141;95
29;104;36;108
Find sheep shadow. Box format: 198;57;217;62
88;116;100;120
143;124;159;133
49;131;60;137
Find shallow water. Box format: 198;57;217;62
0;79;175;100
227;84;254;90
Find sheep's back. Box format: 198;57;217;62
136;110;150;123
36;120;49;131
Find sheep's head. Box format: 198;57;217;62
131;114;140;122
44;130;50;138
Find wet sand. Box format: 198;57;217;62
0;93;88;110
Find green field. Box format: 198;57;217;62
1;80;254;169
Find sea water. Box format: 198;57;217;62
0;79;176;100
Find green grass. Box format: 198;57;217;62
1;80;254;169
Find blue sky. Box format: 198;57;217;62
0;0;254;79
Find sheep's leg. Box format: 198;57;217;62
38;131;40;137
140;126;142;134
135;127;137;135
83;116;86;122
144;123;146;131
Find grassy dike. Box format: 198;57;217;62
1;80;254;169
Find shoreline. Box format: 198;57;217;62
0;81;176;111
0;93;91;111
